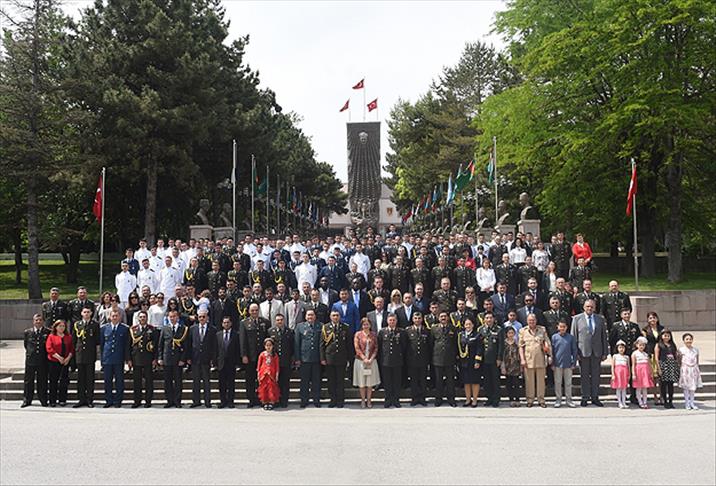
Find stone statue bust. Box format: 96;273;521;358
219;202;233;227
496;199;511;226
195;198;211;225
518;192;540;220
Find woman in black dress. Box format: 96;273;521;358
458;318;483;407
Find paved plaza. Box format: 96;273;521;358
1;400;714;485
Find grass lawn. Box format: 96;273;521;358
0;259;713;299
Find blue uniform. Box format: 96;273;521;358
295;320;322;406
100;323;129;406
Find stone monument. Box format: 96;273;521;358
494;199;515;236
347;122;381;229
213;202;235;240
190;198;213;240
517;192;541;239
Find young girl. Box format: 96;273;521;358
501;327;522;407
631;336;655;409
257;337;280;410
611;340;630;409
678;333;703;410
655;329;680;409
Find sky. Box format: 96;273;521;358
62;0;506;182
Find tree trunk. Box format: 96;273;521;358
144;159;158;247
26;178;42;299
609;240;619;258
665;149;683;283
13;226;23;285
65;242;81;284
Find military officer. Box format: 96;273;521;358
22;314;50;407
377;314;407;408
516;257;539;296
180;285;198;326
551;231;572;278
430;311;458;407
601;280;632;333
268;314;295;408
272;259;296;291
432;277;458;313
573;279;601;316
319;255;346;292
479;312;504;407
494;253;517;295
543;296;570;337
550;278;573;318
295;309;323;408
367;259;388;290
239;303;271;408
227;260;249;289
405;312;430;406
609;309;641;357
345;262;366;291
184;257;208;294
206;260;227;300
99;309;131;408
410;258;431;296
320;310;353;408
41;287;67;328
158;309;189;408
71;307;100;408
449;298;474;330
388;255;410;295
452;257;475;298
430;257;452;293
236;285;253;325
137;258;159;294
367;276;390;308
424;301;440;330
225;280;241;302
249;259;273;292
67;286;95;325
127;310;158;408
569;257;592;292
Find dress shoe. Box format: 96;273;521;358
314;403;321;408
205;404;212;408
164;403;174;409
434;401;442;407
336;404;344;409
300;403;307;409
246;403;254;409
491;402;500;408
539;402;547;408
328;403;336;408
592;400;604;407
103;403;112;408
49;403;56;407
21;401;30;408
393;402;401;408
41;402;48;407
218;404;226;409
143;403;151;408
131;403;140;409
58;402;66;407
581;400;589;407
420;401;428;407
227;404;235;409
410;402;418;407
463;401;471;407
448;402;457;408
114;403;122;408
73;403;85;409
175;404;183;408
384;403;391;408
190;403;202;408
87;403;94;408
471;402;478;408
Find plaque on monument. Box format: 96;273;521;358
213;226;234;240
347;122;381;229
189;225;213;240
495;224;515;237
518;220;541;240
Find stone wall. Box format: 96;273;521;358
0;300;43;340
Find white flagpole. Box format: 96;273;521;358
363;77;366;122
266;165;270;234
631;158;639;291
232;139;237;240
474;172;479;228
251;154;255;233
493;136;498;221
98;167;106;294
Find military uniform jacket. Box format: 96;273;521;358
159;323;190;365
377;327;407;367
517;266;539;294
41;300;68;327
551;241;571;266
388;264;410;294
452;266;475;297
609;320;641;353
129;324;159;366
430;323;458;367
239;317;271;362
184;266;208;293
405;325;431;368
67;299;95;325
319;322;353;366
543;309;570;336
295;321;322;363
409;267;431;291
569;266;592;291
100;323;130;365
367;268;388;289
237;297;252;322
180;297;198;324
479;323;504;365
449;310;475;330
550;290;573;318
432;289;458;313
207;270;227;297
249;269;273;291
72;319;100;364
269;325;295;367
227;269;249;288
458;330;484;368
272;269;295;290
495;263;516;290
601;291;632;327
431;266;452;290
424;313;439;330
24;327;50;366
573;291;601;316
345;272;366;290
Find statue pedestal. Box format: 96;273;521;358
517;219;541;240
213;226;234;240
495;223;515;236
189;225;213;240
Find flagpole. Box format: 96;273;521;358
232;139;237;240
266;165;270;234
251;154;255;233
631;158;640;291
276;174;280;232
98;167;106;294
363;77;366;122
474;172;479;229
493;136;498;222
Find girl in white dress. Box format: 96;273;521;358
678;333;703;410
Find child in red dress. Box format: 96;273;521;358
257;337;280;410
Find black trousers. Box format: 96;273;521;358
278;366;291;406
409;365;428;404
245;361;259;405
383;365;403;405
218;366;237;405
192;364;211;405
579;356;601;402
660;381;675;404
163;365;183;405
24;363;48;405
504;375;522;401
48;362;69;405
325;364;346;405
299;362;321;405
76;362;95;404
482;363;500;404
133;365;153;404
433;365;455;404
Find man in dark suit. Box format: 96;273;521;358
128;311;159;408
317;277;339;308
320;310;353;408
395;293;417;328
188;310;217;408
22;314;50;408
331;288;360;333
99;309;131;408
349;278;372;319
571;299;609;407
216;316;240;408
239;303;271;408
318;255;346;292
210;287;238;330
71;307;100;408
377;314;407;408
268;314;295;408
490;283;515;324
516;277;548;310
516;294;546;329
306;289;330;324
158;309;189;408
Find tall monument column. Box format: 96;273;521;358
347;122;382;229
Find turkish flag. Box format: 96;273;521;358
352;79;364;89
339;99;350;112
367;98;378;112
92;174;103;223
626;161;637;216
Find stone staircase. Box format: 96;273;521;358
1;364;714;404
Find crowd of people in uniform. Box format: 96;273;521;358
23;225;704;411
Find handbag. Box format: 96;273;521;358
362;361;373;376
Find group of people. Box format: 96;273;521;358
23;227;703;410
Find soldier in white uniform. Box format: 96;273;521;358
136;258;158;294
115;262;137;306
159;256;181;300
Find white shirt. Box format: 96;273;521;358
251;253;270;270
295;262;317;289
375;311;384;331
243;243;257;257
159;266;181;299
148;255;163;273
115;271;137;303
135;247;152;263
509;247;527;264
148;304;166;327
170;255;186;276
349;252;370;279
476;268;496;292
156;246;168;259
289;243;307;255
137;268;158;293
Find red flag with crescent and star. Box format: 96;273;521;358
367;98;378;112
92;174;103;223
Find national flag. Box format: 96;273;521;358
92;174;103;223
339;99;350;112
454;163;468;193
467;159;475;179
367;98;378;112
256;175;267;196
352;79;364;89
401;206;413;224
626;159;637;216
446;172;454;205
487;151;495;185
